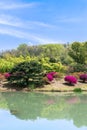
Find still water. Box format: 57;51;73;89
0;92;87;130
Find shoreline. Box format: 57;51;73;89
0;79;87;92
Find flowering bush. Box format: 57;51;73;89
47;72;56;76
46;72;57;81
4;73;11;79
46;74;53;81
79;74;87;82
64;75;77;85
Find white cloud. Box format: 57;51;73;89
29;21;55;28
57;16;87;23
0;2;37;10
0;14;55;29
0;14;23;27
0;27;60;44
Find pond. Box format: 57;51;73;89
0;92;87;130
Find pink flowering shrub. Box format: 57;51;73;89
64;75;77;85
46;74;53;81
4;73;11;79
79;74;87;82
48;72;56;76
43;72;58;84
46;72;57;81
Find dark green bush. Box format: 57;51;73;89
73;88;82;92
73;64;87;72
68;64;87;73
7;60;44;88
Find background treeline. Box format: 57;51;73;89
0;41;87;73
0;43;69;64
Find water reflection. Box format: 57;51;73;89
0;92;87;129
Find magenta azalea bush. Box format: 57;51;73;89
64;75;77;85
46;72;57;81
4;73;11;79
79;74;87;82
46;74;53;81
48;72;56;76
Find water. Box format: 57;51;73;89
0;92;87;130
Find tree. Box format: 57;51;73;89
7;60;44;87
17;43;29;57
83;41;87;63
68;42;86;64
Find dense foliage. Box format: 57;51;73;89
68;42;87;64
7;61;44;87
0;42;87;87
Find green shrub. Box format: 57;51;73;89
43;62;65;73
73;88;82;92
0;60;14;73
7;60;44;88
67;64;87;73
72;64;87;72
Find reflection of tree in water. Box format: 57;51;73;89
68;103;87;127
2;92;61;120
0;93;8;109
2;92;87;128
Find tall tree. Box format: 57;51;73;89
17;43;29;57
68;42;86;64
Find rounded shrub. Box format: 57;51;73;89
79;74;87;82
46;72;56;81
64;75;77;85
4;73;11;78
7;60;44;88
46;74;53;81
73;88;82;93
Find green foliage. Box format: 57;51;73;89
70;64;87;72
0;55;33;73
51;62;66;72
68;42;87;64
7;60;44;88
73;88;82;92
42;62;65;73
0;43;67;64
17;43;30;57
49;57;57;63
0;59;14;73
61;55;74;65
0;42;87;74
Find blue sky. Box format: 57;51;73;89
0;110;87;130
0;0;87;50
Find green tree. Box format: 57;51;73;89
83;41;87;63
17;43;29;57
7;60;44;87
68;42;86;64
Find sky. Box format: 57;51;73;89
0;110;86;130
0;0;87;50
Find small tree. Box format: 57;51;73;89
7;60;44;88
